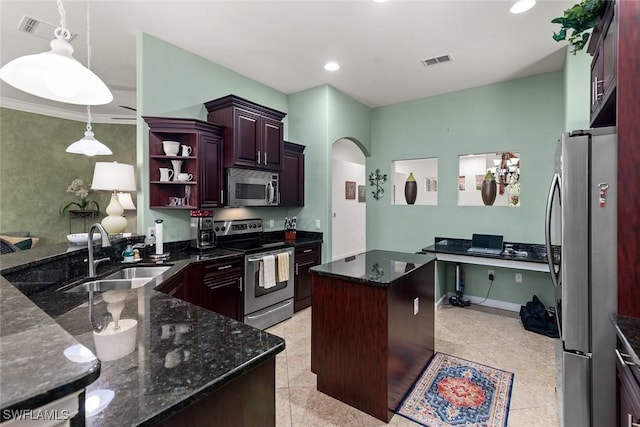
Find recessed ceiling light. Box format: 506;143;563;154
373;0;388;3
510;0;535;14
324;62;340;71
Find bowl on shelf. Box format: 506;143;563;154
67;233;102;245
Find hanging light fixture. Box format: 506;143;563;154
0;0;113;105
66;0;112;156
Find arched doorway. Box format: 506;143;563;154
331;138;366;261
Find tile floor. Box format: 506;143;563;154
266;303;560;427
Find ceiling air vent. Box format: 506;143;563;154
18;15;76;41
420;54;453;67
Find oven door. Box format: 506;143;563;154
244;247;294;316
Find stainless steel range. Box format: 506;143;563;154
214;219;294;330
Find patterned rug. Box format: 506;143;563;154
396;353;513;427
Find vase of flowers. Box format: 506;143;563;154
60;178;100;217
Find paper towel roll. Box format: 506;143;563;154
155;220;163;255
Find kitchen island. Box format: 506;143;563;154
310;250;436;422
0;242;285;426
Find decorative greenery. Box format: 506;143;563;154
368;169;388;200
60;178;100;217
551;0;603;54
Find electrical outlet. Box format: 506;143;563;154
147;226;156;243
488;270;495;281
269;219;274;228
315;219;321;229
413;297;419;315
515;272;523;283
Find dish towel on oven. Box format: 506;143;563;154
259;255;276;289
276;252;290;282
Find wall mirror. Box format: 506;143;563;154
392;158;438;206
458;152;520;207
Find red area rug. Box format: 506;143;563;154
396;353;513;427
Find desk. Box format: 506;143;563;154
421;238;558;273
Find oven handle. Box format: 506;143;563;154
245;300;292;320
247;251;291;263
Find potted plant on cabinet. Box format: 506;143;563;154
551;0;603;54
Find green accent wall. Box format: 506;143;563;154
367;71;565;308
0;108;136;244
137;33;291;242
563;47;592;131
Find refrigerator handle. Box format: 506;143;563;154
545;173;561;288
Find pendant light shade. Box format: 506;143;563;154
66;129;113;156
0;1;113;106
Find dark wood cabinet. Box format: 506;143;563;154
204;95;286;172
280;142;305;207
616;343;640;426
294;243;321;312
143;117;224;209
157;270;187;301
588;0;617;127
186;258;243;321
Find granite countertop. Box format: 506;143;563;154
0;277;100;415
612;314;640;365
422;237;560;265
310;250;435;287
0;242;287;425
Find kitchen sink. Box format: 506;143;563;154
103;266;171;280
64;266;172;292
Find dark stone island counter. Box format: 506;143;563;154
0;240;285;426
310;250;436;422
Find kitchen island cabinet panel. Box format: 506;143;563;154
311;251;435;422
159;358;275;427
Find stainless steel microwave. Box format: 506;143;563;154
227;168;279;207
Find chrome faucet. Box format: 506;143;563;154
87;223;112;278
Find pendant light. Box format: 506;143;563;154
0;0;113;106
66;0;112;156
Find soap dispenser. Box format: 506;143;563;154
122;244;134;263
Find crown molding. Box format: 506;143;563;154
0;97;135;125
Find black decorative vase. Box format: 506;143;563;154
404;173;417;205
481;180;497;206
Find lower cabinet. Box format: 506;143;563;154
158;259;243;322
294;243;321;312
616;344;640;426
187;258;244;321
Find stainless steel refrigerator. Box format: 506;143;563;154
545;126;617;427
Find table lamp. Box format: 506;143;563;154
91;162;136;234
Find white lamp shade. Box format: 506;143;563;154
117;192;136;210
0;38;113;106
66;130;113;156
91;162;136;192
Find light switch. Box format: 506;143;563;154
315;220;321;229
413;297;419;315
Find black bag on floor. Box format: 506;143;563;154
519;295;559;338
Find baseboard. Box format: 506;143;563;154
442;292;521;312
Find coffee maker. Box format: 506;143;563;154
190;210;215;249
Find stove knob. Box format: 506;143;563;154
221;226;226;231
257;223;262;228
215;226;220;232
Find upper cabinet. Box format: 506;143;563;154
588;0;617;127
143;116;224;209
280;141;305;207
204;95;286;172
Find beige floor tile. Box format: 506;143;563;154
274;304;559;426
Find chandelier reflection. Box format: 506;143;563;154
490;152;520;195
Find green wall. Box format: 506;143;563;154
137;33;291;243
367;71;565;308
0;108;136;244
563;47;591;131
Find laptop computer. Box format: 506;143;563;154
467;233;504;255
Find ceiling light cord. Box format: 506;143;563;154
86;0;93;133
55;0;71;41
